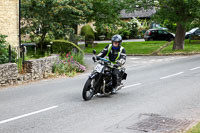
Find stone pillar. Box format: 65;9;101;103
0;0;19;47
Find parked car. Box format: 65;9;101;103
185;27;200;39
144;29;174;41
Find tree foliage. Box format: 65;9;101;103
0;35;16;64
124;0;200;50
155;0;200;50
87;0;125;27
21;0;92;44
84;0;126;38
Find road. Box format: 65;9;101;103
0;55;200;133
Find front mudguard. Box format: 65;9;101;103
89;71;99;79
89;71;102;94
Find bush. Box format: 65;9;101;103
81;25;94;36
0;34;16;64
81;25;95;46
69;34;85;44
85;32;95;41
53;52;86;77
95;24;118;40
118;28;131;39
52;40;84;55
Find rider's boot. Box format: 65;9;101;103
111;87;117;94
116;83;124;91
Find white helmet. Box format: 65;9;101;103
111;34;122;46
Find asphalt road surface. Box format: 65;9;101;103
0;55;200;133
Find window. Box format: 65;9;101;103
158;30;168;34
194;29;200;34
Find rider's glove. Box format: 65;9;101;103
116;59;125;66
92;56;96;62
92;56;100;62
96;56;100;60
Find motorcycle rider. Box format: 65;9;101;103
96;34;126;93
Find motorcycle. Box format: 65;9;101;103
82;50;127;101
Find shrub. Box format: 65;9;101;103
0;34;16;64
85;32;95;42
118;28;131;39
81;25;95;46
81;25;94;36
53;52;86;76
70;52;84;65
69;34;85;44
51;40;84;55
95;24;118;40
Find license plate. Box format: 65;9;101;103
95;64;104;73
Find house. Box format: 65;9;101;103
120;8;156;22
0;0;19;47
77;8;156;35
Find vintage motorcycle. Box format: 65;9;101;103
82;50;127;101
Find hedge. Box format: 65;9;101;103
81;25;94;36
81;25;95;42
51;40;84;54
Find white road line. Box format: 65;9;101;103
190;66;200;71
0;105;58;125
124;83;142;89
160;72;184;80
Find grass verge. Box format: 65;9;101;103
185;122;200;133
84;41;167;55
84;40;200;55
160;40;200;55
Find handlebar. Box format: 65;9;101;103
98;57;110;63
93;56;111;64
93;56;121;69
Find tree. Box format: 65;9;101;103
87;0;125;36
155;0;200;50
124;0;200;50
89;0;125;25
21;0;92;46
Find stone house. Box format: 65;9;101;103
77;8;156;35
0;0;19;47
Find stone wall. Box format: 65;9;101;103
24;55;59;80
0;55;59;87
0;63;18;87
0;0;19;47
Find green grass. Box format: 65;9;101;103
84;41;167;55
161;40;200;54
185;123;200;133
84;40;200;55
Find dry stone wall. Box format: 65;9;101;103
0;55;59;87
0;63;18;87
24;55;59;80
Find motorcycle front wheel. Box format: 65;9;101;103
82;78;95;101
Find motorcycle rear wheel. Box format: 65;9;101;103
82;78;95;101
